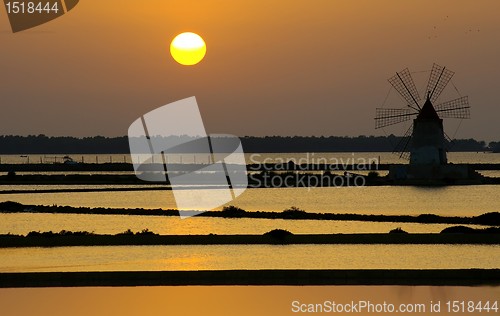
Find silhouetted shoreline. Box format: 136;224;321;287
1;202;499;226
1;229;499;248
1;163;499;187
2;162;500;173
0;269;498;287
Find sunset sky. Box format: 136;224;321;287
1;0;499;141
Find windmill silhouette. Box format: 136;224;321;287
375;64;470;165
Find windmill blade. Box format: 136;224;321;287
393;123;413;160
434;96;470;119
375;107;418;129
426;63;455;103
388;68;421;110
444;132;454;152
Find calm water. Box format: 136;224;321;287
0;185;498;236
1;185;498;216
0;184;497;274
0;212;486;235
1;152;498;273
0;244;498;272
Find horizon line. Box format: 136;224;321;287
0;134;497;142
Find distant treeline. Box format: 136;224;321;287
0;135;497;154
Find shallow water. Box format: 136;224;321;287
1;185;498;216
1;151;498;273
2;152;499;164
0;244;498;272
0;212;484;235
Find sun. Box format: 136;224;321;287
170;32;206;66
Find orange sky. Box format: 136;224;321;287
1;0;499;140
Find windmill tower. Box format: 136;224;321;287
411;94;448;165
375;64;472;181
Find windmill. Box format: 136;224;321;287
375;64;470;166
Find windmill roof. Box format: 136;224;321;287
417;98;440;120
